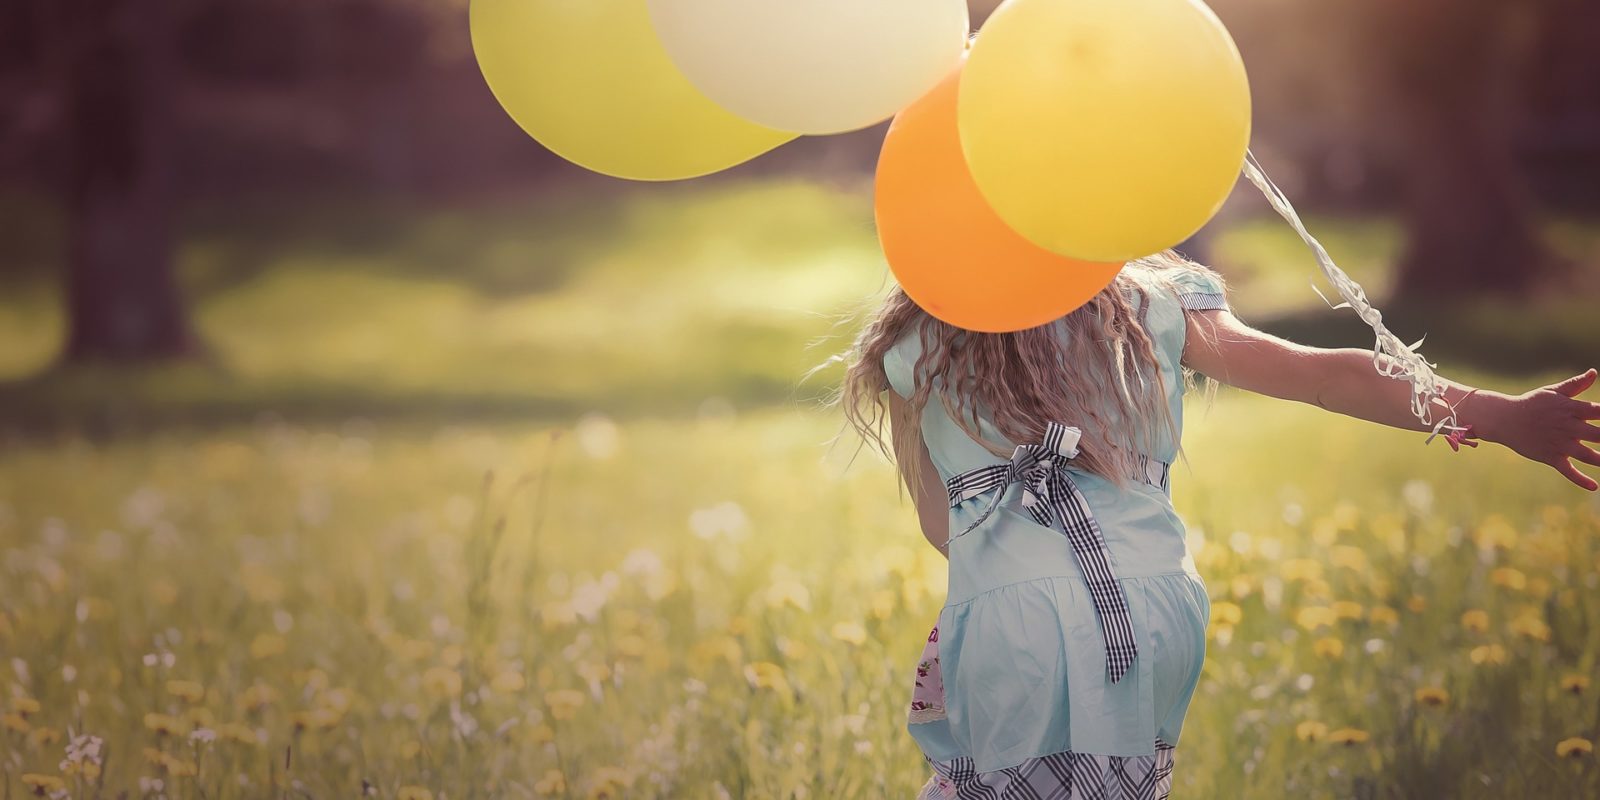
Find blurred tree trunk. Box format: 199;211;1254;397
1356;0;1565;299
60;0;195;362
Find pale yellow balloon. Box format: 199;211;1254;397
647;0;970;135
469;0;797;181
959;0;1252;261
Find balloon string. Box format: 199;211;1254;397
1239;150;1467;445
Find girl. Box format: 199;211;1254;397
838;249;1600;799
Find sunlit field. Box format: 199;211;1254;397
3;180;1600;797
3;394;1600;798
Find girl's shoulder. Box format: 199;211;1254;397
883;326;923;399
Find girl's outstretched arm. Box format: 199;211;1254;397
1181;307;1600;491
888;390;953;559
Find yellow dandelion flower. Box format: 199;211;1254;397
1207;622;1234;646
545;689;586;721
692;636;742;668
1210;602;1243;627
765;580;812;612
1;712;28;733
528;723;556;744
401;740;423;759
397;787;433;800
586;765;634;799
1470;644;1508;665
1281;559;1323;583
1460;609;1490;634
440;644;465;668
290;708;342;732
1295;606;1337;631
11;697;41;717
421;667;463;699
743;661;791;693
1302;578;1334;600
218;722;262;746
1295;721;1328;742
163;757;198;777
27;727;62;748
237;683;276;713
1329;546;1368;572
1311;517;1340;546
1558;737;1594;759
1509;615;1551;642
541;601;578;631
318;688;353;715
1406;595;1427;614
166;679;205;704
1332;601;1365;621
577;662;611;685
1314;637;1345;659
150;578;179;606
1474;514;1518;550
1560;674;1590;695
1228;575;1253;599
398;638;435;661
535;769;567;795
21;774;66;794
1414;687;1449;707
727;614;751;636
491;670;526;694
831;621;868;646
614;634;648;659
1369;606;1400;627
249;633;288;660
1327;728;1370;745
142;747;167;766
62;761;100;781
144;712;188;737
778;637;809;660
185;706;215;729
1489;567;1527;591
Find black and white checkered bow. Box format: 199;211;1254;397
943;421;1140;684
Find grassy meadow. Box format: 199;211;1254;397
2;179;1600;798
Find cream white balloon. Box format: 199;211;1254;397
646;0;970;135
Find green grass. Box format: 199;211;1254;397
5;179;1598;430
4;391;1600;797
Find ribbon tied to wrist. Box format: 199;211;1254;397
942;421;1146;684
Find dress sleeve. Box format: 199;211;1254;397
883;338;915;399
1171;267;1230;312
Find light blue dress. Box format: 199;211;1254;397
886;267;1227;775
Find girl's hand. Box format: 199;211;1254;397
1479;368;1600;491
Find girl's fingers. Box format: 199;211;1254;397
1549;368;1599;398
1552;456;1599;492
1575;421;1600;442
1575;399;1600;420
1568;442;1600;468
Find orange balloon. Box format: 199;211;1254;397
874;55;1124;333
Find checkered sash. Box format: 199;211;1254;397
942;422;1159;684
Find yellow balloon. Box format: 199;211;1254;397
469;0;797;181
959;0;1251;261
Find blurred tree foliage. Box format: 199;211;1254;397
0;0;1597;363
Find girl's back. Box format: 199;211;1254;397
862;255;1229;797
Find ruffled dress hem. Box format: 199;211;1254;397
907;570;1209;774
